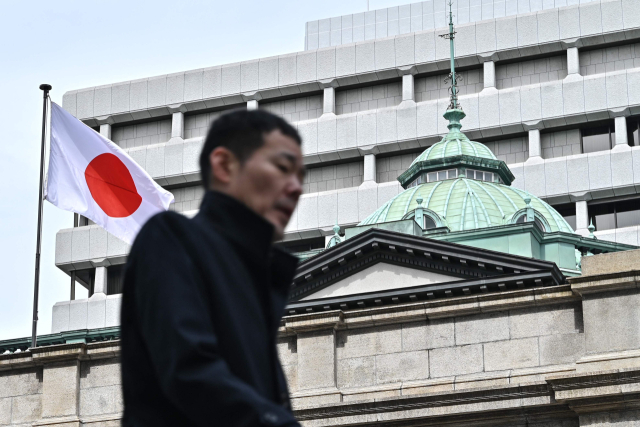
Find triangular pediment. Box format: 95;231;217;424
301;262;461;300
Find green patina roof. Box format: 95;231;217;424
359;178;574;234
409;110;496;167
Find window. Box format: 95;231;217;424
107;264;125;295
465;169;500;183
408;169;458;187
276;237;325;253
423;215;437;229
589;197;640;230
581;124;615;154
553;203;577;231
515;214;547;232
626;118;640;147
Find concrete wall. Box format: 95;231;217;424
541;128;582;159
168;185;205;213
580;42;640;76
496;54;568;89
111;118;171;148
0;368;42;425
335;81;402;115
303;161;364;193
483;135;529;164
415;67;483;102
261;94;323;122
376;152;420;183
303;0;602;50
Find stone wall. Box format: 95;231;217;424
483;135;529;164
376;152;420;183
415;68;483;102
111;118;172;148
496;54;568;90
168;185;205;213
303;161;364;193
335;81;402;115
541;128;582;159
580;42;640;76
0;368;42;425
261;95;323;123
184;109;233;139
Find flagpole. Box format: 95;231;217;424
31;84;52;349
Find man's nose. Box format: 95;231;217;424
286;175;303;197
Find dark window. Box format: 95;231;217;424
466;169;474;179
554;203;577;231
581;125;614;154
627;118;640;147
424;216;437;229
107;264;125;295
277;237;325;253
589;197;640;230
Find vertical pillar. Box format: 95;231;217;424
171;112;184;139
99;123;112;140
323;87;335;115
402;74;415;102
576;200;589;234
528;129;542;158
93;266;107;296
567;47;580;76
247;100;259;110
70;271;76;301
613;116;629;150
363;153;377;183
483;61;496;89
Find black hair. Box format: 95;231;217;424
198;109;302;188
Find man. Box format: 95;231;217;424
120;109;305;427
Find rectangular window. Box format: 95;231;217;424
553;203;577;231
428;172;437;182
448;169;458;178
107;264;125;295
627;118;640;147
582;125;613;154
466;169;474;179
438;171;447;181
589;197;640;230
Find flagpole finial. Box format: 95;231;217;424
439;1;460;111
39;84;52;92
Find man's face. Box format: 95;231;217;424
216;130;305;241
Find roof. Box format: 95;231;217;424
410;130;496;165
359;178;575;233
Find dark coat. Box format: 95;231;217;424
121;191;300;427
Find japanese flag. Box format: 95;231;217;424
45;102;174;245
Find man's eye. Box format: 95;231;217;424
277;164;290;173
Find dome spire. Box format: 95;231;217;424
439;1;460;112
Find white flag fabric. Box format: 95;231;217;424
45;102;174;245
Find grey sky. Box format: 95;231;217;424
0;0;412;341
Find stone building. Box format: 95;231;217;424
3;0;640;425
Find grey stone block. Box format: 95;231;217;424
456;23;477;57
397;102;417;141
566;154;590;193
336;44;356;77
357;111;377;147
318;116;337;154
476;20;497;54
537;8;559;44
509;304;581;339
258;57;278;91
337;356;375;388
240;60;259;93
376;107;397;143
499;87;522;125
88;294;106;329
356;41;375;74
71;227;90;263
111;82;130;115
184;69;203;103
105;295;121;328
147;75;167;108
0;397;9;424
10;394;41;424
55;229;72;265
376;350;429;384
80;384;120;416
296;195;318;230
298;120;318;157
583;74;608;112
484;337;539;371
544;157;569;196
164;140;184;177
337;114;357;152
496;16;518;51
52;301;70;334
395;33;415;66
203;66;222;100
429;344;484;378
601;0;624;33
588;151;613;192
89;226;108;260
107;231;129;258
93;84;112;117
562;77;585;116
416;99;439;138
414;30;436;64
221;63;241;96
611;149;634;190
357;185;377;222
375;38;395;70
606;71;629;108
166;72;184;105
145;144;165;179
559;5;581;39
520;84;542;122
403;319;455;351
129;78;148;112
615;227;639;246
42;361;79;418
298;330;336;390
580;1;603;36
584;289;640;353
337;324;402;360
455;312;510;345
80;359;121;390
517;13;538;47
317;47;336;80
62;90;77;117
76;88;95;119
540;81;564;119
317;191;338;227
524;161;546;196
297;51;317;84
479;90;500;128
539;333;586;365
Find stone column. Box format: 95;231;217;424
93;266;107;296
99;124;112;140
88;266;108;329
575;200;589;235
363;153;377;183
171;112;184;139
483;61;496;89
247;100;259;110
567;47;580;76
612;116;629;151
42;360;81;422
525;128;544;164
323;87;335;115
402;74;415;102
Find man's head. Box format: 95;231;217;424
199;109;305;241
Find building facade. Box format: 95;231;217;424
2;0;640;425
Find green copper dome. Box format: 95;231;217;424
410;132;496;165
360;178;574;233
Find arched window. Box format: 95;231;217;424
515;214;547;232
424;215;437;229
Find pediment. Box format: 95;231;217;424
301;262;461;301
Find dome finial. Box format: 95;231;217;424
439;1;461;112
588;219;596;239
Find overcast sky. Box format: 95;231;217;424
0;0;414;341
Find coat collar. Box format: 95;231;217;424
195;191;298;293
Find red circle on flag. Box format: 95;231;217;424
85;153;142;217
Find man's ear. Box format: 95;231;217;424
209;147;239;187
